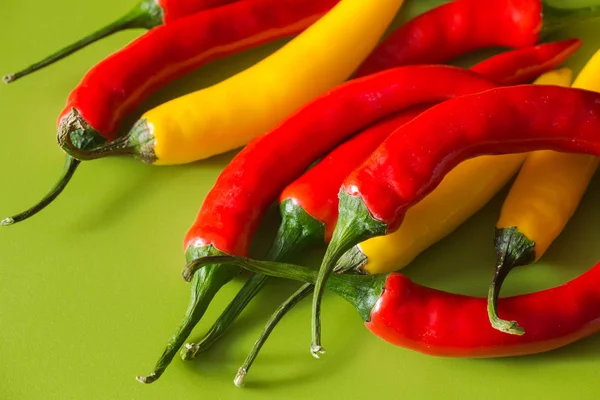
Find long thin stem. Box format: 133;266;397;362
180;273;269;360
2;155;80;226
234;284;313;388
136;264;237;384
3;0;163;83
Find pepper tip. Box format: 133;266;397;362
1;217;15;226
310;345;326;359
2;74;15;84
234;368;247;388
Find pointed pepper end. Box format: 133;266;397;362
1;217;15;226
234;368;247;388
310;345;326;359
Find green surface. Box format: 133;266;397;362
1;0;600;399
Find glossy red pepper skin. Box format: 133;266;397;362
183;66;498;256
344;85;600;232
471;39;582;86
57;0;337;142
355;0;542;77
159;0;243;22
367;264;600;357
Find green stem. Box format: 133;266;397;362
188;256;386;324
180;273;269;360
137;251;238;384
541;1;600;37
179;202;325;360
1;155;80;226
234;283;313;388
487;227;535;336
3;0;163;84
311;191;386;358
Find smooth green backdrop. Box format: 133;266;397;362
1;1;600;399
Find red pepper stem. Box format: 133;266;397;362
180;202;324;360
541;2;600;38
311;191;386;358
137;246;238;384
3;0;163;84
233;260;358;386
235;283;313;388
180;273;269;360
487;227;536;336
1;155;80;226
185;255;386;322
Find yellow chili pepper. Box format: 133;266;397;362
73;0;404;165
336;68;573;277
488;51;600;336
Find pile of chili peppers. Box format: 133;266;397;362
5;0;600;388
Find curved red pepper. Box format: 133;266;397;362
471;38;582;86
355;0;543;77
367;266;600;357
345;85;600;231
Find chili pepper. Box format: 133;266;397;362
3;0;243;84
338;67;573;276
134;0;406;384
355;0;599;78
2;0;337;227
488;48;600;336
470;39;580;86
187;255;600;386
179;47;578;360
310;84;600;358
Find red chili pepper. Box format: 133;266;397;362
2;0;337;227
471;39;581;86
188;255;600;386
179;41;582;360
134;66;499;383
355;0;597;78
310;84;600;357
3;0;243;84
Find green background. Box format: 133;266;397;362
1;1;600;399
